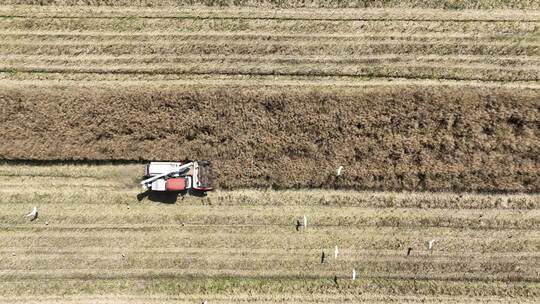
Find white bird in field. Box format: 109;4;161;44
352;268;356;280
336;166;344;177
25;206;38;221
335;245;339;258
428;239;435;251
303;215;308;229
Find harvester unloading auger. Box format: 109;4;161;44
141;161;213;193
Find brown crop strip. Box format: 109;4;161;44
1;85;538;192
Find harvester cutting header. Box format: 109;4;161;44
141;161;213;193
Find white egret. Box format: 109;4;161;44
336;166;344;176
25;206;38;221
428;239;435;253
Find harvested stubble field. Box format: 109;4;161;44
0;6;539;84
0;164;538;304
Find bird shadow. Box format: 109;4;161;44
136;189;208;204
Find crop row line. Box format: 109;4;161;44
1;68;537;83
1;31;536;40
2;15;539;23
4;36;535;44
4;40;539;47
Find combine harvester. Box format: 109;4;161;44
141;161;213;194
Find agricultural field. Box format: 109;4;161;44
0;0;539;303
0;164;538;303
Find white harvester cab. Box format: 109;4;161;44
141;161;213;192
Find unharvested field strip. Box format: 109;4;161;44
1;85;538;192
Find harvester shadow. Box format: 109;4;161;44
188;189;208;198
136;189;207;204
136;190;184;204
